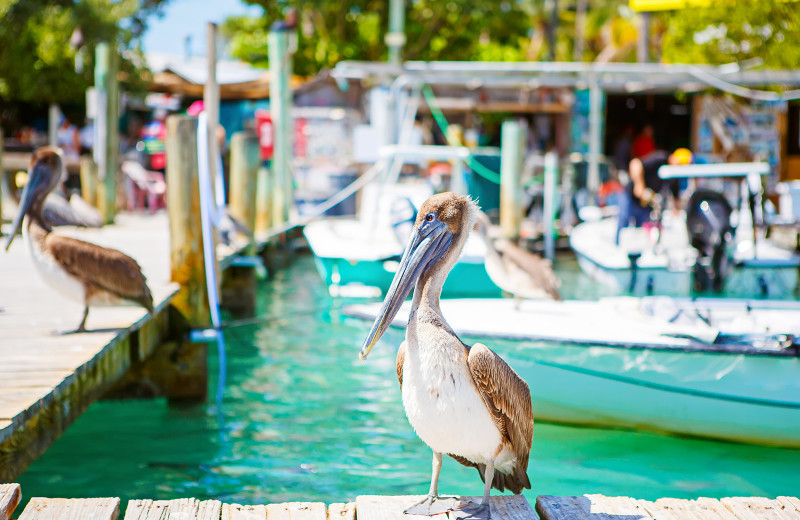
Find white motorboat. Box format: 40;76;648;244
344;296;800;447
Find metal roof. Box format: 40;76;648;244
332;60;800;101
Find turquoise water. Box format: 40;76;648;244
17;255;800;508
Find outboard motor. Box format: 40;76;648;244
686;189;734;292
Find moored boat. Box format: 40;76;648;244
344;296;800;447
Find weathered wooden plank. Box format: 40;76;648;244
776;498;800;516
196;500;223;520
123;498;222;520
327;502;355;520
357;495;533;520
638;498;692;520
693;498;752;520
266;502;327;520
536;495;593;520
0;483;21;520
581;495;651;520
721;497;800;520
221;503;267;520
19;497;120;520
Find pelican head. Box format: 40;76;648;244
5;147;65;251
360;192;477;360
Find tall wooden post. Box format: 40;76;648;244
48;103;59;147
79;157;98;208
0;128;3;231
204;22;221;204
166;115;210;329
254;164;272;238
543;151;558;262
229;131;259;237
268;29;293;226
587;78;603;197
500;120;526;239
94;42;119;224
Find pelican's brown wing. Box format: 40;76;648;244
396;341;407;389
465;342;533;493
495;240;562;300
46;234;154;311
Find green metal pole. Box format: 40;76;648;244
268;30;293;226
500;120;526;239
387;0;406;65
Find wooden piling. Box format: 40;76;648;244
166;115;210;329
254;164;272;238
80;156;98;208
0;127;3;230
229;131;260;238
500;120;526;239
94;42;120;224
268;29;293;226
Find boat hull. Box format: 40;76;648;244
509;343;800;447
313;254;502;298
344;297;800;447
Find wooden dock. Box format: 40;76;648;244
0;212;238;482
1;488;799;520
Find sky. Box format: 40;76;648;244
141;0;263;57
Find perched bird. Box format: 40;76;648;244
360;193;534;520
475;211;561;301
43;190;103;228
4;147;153;333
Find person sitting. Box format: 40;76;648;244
616;148;692;244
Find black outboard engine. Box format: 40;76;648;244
686;189;734;292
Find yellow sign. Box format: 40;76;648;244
629;0;712;11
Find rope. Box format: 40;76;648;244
256;159;388;241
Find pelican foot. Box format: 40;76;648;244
455;501;491;520
404;495;460;516
56;327;87;335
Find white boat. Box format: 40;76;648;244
571;215;800;296
304;181;500;298
344;296;800;447
571;162;800;297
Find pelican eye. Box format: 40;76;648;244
425;213;435;222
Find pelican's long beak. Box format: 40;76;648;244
359;218;453;360
4;160;50;251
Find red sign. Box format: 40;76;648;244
255;109;274;160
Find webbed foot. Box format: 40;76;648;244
404;495;459;516
455;501;491;520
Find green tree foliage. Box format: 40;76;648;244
223;0;538;76
660;1;800;67
0;0;168;104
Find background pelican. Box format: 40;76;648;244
4;147;153;333
475;211;561;301
360;193;534;519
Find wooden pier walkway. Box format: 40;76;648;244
1;488;799;520
0;212;241;482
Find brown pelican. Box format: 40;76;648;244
475;212;561;301
4;147;153;332
360;193;533;519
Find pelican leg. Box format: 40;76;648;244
459;460;493;520
76;306;90;332
404;452;455;515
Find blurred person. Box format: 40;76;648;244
140;109;168;172
616;147;692;244
79;119;94;155
632;124;655;159
613;124;634;171
57;115;81;160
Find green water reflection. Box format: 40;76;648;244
17;256;800;507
